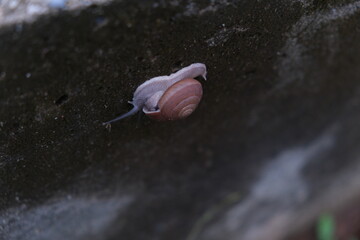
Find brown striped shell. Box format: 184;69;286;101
143;78;203;121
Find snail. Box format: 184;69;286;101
103;63;207;124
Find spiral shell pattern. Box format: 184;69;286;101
147;78;203;120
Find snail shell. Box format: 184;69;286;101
103;63;207;125
143;78;203;121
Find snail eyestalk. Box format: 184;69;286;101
102;105;139;125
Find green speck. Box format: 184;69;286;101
317;213;335;240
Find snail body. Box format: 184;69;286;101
103;63;207;124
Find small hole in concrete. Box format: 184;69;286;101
136;56;144;62
54;94;69;105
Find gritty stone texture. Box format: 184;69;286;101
1;0;360;240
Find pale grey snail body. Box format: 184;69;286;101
103;63;207;124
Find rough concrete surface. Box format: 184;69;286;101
1;0;360;239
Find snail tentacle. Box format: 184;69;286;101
102;105;139;125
